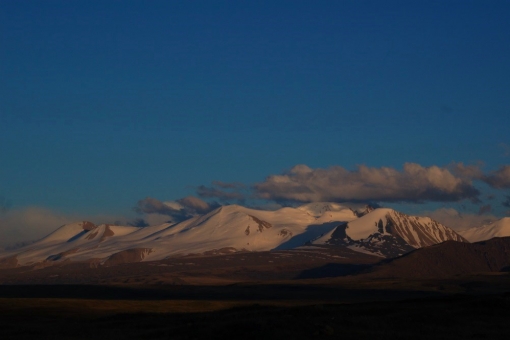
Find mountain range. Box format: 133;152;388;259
0;202;480;269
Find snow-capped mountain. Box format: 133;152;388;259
459;217;510;242
313;208;467;257
0;203;466;267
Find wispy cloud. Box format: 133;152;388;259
211;181;245;189
134;196;219;223
483;165;510;188
502;195;510;208
478;204;492;215
0;196;11;214
195;180;247;202
196;185;245;200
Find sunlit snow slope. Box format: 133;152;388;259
459;218;510;242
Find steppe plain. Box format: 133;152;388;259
1;245;510;339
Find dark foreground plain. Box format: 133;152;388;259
1;246;510;339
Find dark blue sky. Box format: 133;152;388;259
1;1;509;219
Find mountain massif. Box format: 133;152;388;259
0;203;467;268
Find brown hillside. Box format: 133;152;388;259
366;237;510;279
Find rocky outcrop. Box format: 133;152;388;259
248;215;273;232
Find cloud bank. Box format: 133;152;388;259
136;162;510;226
254;163;480;204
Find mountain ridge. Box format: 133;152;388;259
0;203;466;268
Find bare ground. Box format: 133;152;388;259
1;246;510;339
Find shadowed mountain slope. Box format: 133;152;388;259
366;237;510;279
